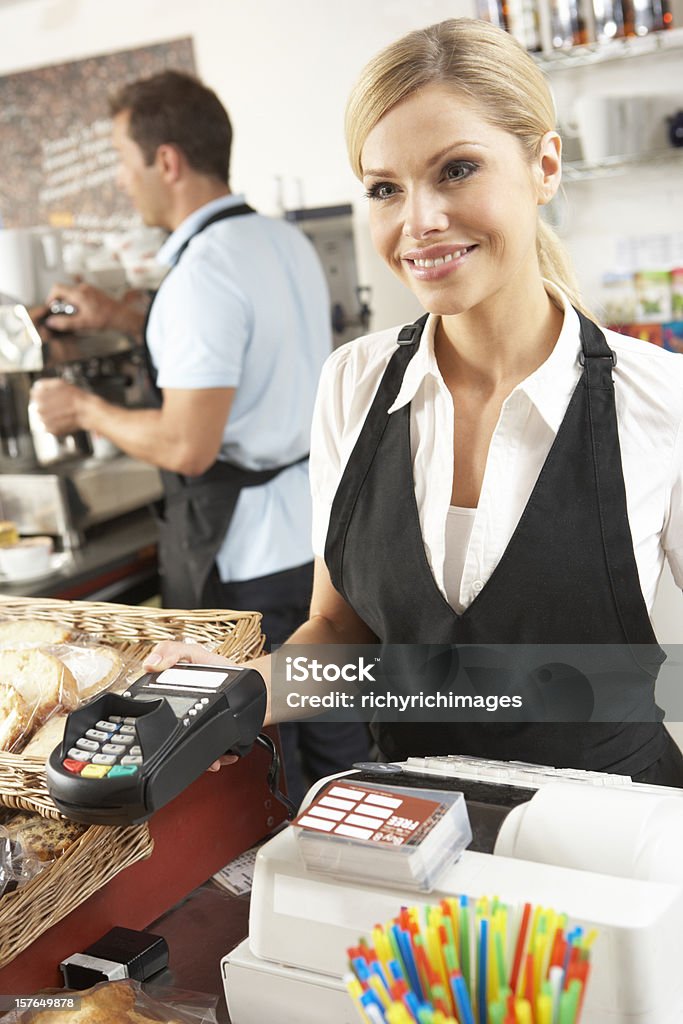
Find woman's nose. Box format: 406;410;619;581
402;190;449;239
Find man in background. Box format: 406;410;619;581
32;70;370;801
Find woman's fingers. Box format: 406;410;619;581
143;641;236;671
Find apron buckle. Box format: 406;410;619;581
397;325;420;345
578;348;617;367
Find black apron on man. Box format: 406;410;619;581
142;204;306;609
325;311;683;786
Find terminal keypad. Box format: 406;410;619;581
63;715;143;778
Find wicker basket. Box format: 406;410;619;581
0;791;154;970
0;595;264;802
0;596;264;968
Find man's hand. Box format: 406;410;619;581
45;282;120;333
143;641;240;770
29;378;89;435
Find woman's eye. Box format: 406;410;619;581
365;182;398;201
444;161;477;182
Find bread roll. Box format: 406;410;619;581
0;618;73;647
28;980;185;1023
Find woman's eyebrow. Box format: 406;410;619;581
362;140;486;178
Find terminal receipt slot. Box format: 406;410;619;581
224;765;683;1024
46;664;267;825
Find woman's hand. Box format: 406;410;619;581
143;641;240;770
143;641;238;672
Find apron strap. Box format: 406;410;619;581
577;309;663;664
142;202;257;400
325;313;428;591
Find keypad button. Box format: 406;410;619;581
81;764;111;779
102;742;126;756
86;729;110;742
189;709;197;716
96;720;118;732
67;748;93;762
63;758;85;773
92;753;117;765
108;716;123;724
109;765;138;777
200;697;209;705
121;755;143;766
76;738;99;752
120;724;136;735
123;717;137;725
116;734;135;746
130;745;142;756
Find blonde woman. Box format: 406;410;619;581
150;20;683;787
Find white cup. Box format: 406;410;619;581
0;537;53;578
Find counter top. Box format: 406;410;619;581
0;508;159;602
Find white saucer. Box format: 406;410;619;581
0;552;72;585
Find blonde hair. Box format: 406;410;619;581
345;19;588;315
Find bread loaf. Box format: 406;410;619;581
0;682;30;752
55;644;124;700
0;618;73;647
0;649;78;751
5;811;86;862
21;713;67;760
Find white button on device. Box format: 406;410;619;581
472;580;484;593
130;745;142;756
120;724;136;735
86;729;110;742
123;717;137;725
67;748;93;761
76;738;99;752
121;755;143;766
189;709;197;716
92;753;116;765
200;698;209;705
116;734;135;745
102;743;125;755
96;721;116;732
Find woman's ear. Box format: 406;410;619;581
536;131;562;206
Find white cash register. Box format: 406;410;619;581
222;756;683;1024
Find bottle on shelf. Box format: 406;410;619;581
591;0;627;39
622;0;673;34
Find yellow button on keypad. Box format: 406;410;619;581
80;764;111;779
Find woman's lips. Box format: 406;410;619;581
403;245;477;280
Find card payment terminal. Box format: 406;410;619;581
46;663;267;825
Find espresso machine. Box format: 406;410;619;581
0;300;163;550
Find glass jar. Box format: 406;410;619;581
591;0;626;39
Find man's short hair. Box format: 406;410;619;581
110;70;232;183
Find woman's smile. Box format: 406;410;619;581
402;242;478;280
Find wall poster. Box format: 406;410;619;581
0;38;196;242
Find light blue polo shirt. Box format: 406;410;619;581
148;194;331;582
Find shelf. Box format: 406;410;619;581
533;27;683;70
562;148;683;182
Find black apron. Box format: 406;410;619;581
325;310;671;778
143;203;307;609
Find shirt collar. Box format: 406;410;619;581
156;193;247;267
387;282;584;434
517;282;583;433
